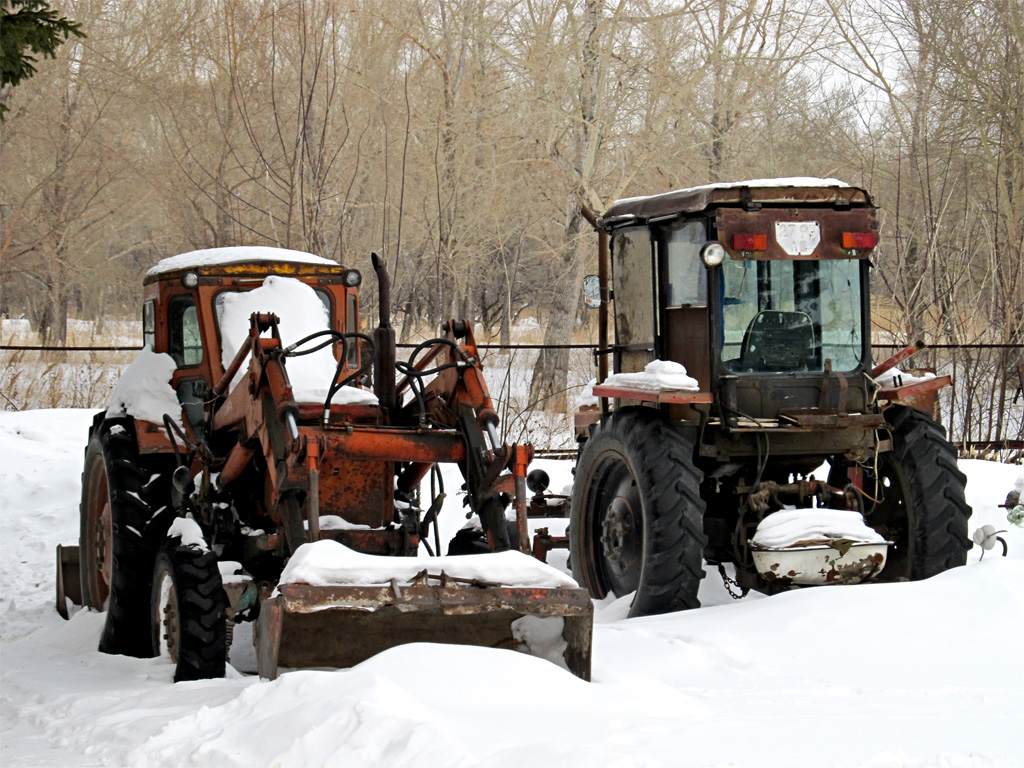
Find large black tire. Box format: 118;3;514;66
92;421;176;657
569;407;707;617
151;537;227;682
862;406;972;580
79;430;113;610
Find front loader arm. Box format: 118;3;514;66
407;323;532;552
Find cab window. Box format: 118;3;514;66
664;221;707;307
169;295;202;367
142;300;155;350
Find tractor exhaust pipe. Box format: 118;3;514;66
371;253;397;415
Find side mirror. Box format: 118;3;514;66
583;274;601;308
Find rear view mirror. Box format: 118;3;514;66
583;274;601;308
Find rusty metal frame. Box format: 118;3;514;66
877;375;952;403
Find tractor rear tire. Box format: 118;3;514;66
152;538;228;682
863;406;972;580
93;421;176;658
570;407;706;617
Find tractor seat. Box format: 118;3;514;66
739;310;817;372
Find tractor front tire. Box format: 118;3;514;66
152;538;227;682
570;407;706;617
93;421;176;658
865;406;972;580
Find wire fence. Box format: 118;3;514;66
3;341;1021;461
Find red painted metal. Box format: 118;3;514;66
591;384;714;404
877;375;952;402
872;341;925;378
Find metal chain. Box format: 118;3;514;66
717;562;750;600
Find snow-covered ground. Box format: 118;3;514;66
1;409;1022;768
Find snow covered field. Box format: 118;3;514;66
1;409;1022;768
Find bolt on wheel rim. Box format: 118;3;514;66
156;572;179;663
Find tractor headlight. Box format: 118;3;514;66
342;269;361;288
700;242;727;267
181;271;199;289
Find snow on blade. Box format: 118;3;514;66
217;276;377;406
279;539;579;589
601;359;699;391
106;346;182;426
147;246;336;277
751;508;886;549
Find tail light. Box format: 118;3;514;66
733;233;767;251
842;232;878;250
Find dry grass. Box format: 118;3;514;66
1;320;136;411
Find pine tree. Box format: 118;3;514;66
0;0;84;118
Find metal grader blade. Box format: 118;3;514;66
256;580;594;680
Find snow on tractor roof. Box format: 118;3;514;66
603;177;867;226
147;246;337;277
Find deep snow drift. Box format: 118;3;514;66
1;409;1022;768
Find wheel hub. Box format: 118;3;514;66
600;495;637;577
97;500;112;589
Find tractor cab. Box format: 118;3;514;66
599;179;877;424
571;179;969;615
139;247;364;441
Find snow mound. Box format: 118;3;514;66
217;276;377;406
279;539;579;589
147;246;336;277
601;359;699;392
751;508;887;549
106;347;182;426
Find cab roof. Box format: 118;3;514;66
601;178;873;229
145;246;341;284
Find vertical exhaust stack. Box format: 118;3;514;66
371;253;397;416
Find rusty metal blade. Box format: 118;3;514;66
255;583;593;681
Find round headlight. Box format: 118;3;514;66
181;271;199;288
342;269;361;288
700;242;727;267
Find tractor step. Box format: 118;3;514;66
55;544;81;619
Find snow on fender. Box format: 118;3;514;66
106;347;183;427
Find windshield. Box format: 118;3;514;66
212;277;337;401
720;258;864;373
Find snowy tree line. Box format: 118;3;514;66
1;0;1021;419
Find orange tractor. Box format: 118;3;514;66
57;247;592;681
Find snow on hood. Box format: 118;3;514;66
612;177;850;206
106;347;182;426
751;508;886;549
147;246;336;277
217;276;377;406
601;360;699;392
279;539;579;589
